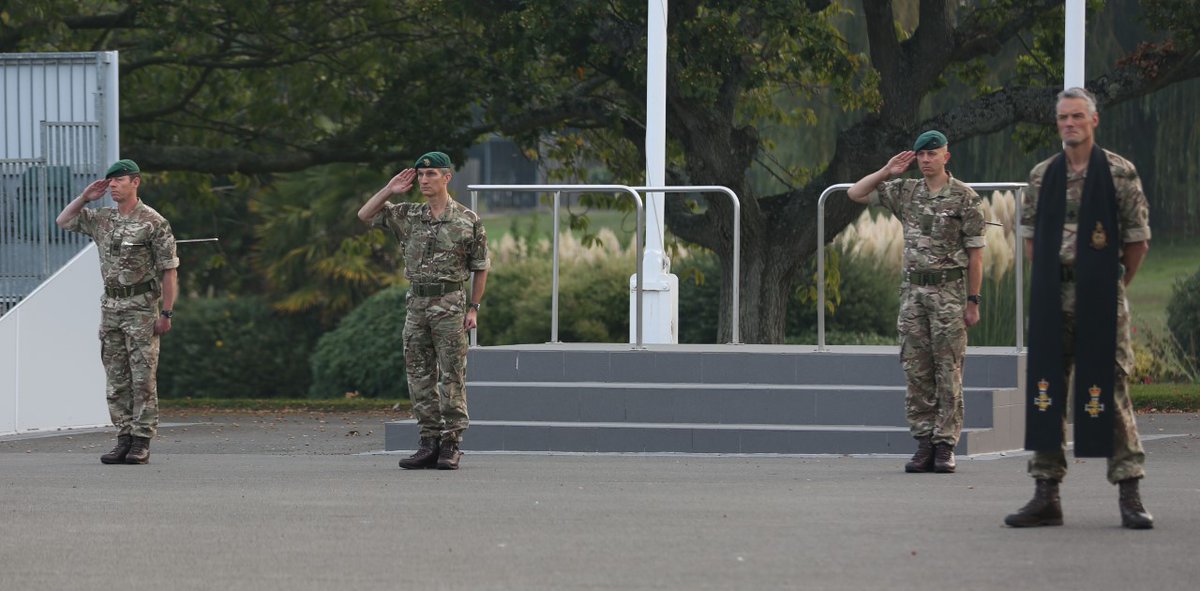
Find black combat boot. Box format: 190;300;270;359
399;437;440;470
933;442;957;473
100;434;132;465
436;440;462;470
1004;479;1063;527
904;436;934;473
1118;478;1154;529
124;436;151;464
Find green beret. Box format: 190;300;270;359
912;130;948;152
414;151;452;169
105;159;141;178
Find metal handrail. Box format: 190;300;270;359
630;185;742;344
816;182;1027;352
470;184;646;348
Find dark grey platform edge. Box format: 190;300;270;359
385;344;1027;456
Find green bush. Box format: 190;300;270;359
309;285;408;399
159;296;321;398
788;250;897;339
478;255;631;344
1167;266;1200;367
676;251;722;344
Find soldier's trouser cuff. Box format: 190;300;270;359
1107;459;1146;484
1027;450;1069;482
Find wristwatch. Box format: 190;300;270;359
468;302;481;311
966;295;982;305
160;309;174;319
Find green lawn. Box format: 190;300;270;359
1126;238;1200;333
1130;382;1200;412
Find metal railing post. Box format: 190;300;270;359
816;184;853;351
469;190;478;348
1014;187;1025;353
631;186;742;344
551;190;561;343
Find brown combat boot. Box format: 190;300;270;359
124;436;151;464
100;434;132;465
399;437;440;470
436;440;462;470
933;442;957;473
904;436;934;473
1004;479;1063;527
1118;478;1154;530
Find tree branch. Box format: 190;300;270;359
949;0;1060;64
862;1;901;92
922;43;1200;139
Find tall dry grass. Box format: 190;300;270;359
832;191;1024;346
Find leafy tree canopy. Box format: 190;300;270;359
6;0;1198;341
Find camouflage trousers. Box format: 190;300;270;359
404;290;470;444
99;307;160;438
1027;282;1145;484
898;278;966;446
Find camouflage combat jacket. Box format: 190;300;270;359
63;200;179;308
870;174;987;272
1019;149;1152;266
372;198;490;283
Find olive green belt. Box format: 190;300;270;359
105;280;156;298
905;268;964;286
409;281;464;297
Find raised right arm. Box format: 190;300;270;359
846;151;914;204
358;168;416;223
56;178;109;228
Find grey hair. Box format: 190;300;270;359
1057;87;1098;114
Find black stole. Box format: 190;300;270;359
1025;145;1119;457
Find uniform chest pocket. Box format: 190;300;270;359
935;211;963;242
117;227;154;264
919;213;934;236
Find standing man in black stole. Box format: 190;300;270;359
1005;88;1154;529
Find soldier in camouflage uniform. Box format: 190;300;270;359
1005;88;1154;529
55;159;179;465
358;151;489;470
848;130;986;474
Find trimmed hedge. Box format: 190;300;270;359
159;296;321;398
476;255;631;345
309;285;409;399
1167;266;1200;366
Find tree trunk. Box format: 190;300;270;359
713;231;796;344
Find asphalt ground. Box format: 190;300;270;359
1;410;1198;591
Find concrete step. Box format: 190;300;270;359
468;344;1022;388
384;419;1015;456
469;382;1006;428
387;344;1027;456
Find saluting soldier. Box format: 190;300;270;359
847;130;986;474
1005;87;1153;529
358;151;489;470
56;159;179;465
